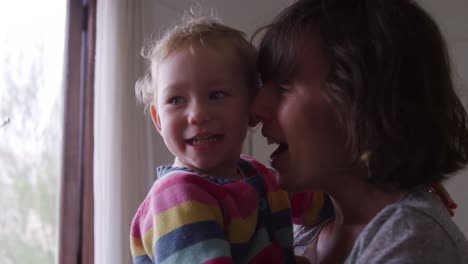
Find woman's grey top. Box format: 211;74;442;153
294;189;468;263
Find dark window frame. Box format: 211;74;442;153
58;0;96;263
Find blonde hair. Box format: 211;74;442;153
135;10;259;110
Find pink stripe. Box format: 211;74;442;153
132;172;263;234
291;192;318;225
243;156;282;192
134;175;221;234
131;197;152;236
150;181;220;214
153;172;230;199
153;172;261;218
218;184;259;220
261;172;281;192
248;241;285;263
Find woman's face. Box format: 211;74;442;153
251;34;349;192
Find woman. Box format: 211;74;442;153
251;0;468;263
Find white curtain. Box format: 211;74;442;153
94;1;175;263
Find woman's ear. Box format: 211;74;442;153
150;104;162;133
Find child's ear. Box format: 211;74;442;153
150;104;162;133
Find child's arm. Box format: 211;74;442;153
130;173;233;264
430;182;458;216
290;192;335;226
260;162;335;227
295;255;312;264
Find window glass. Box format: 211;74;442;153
0;1;66;263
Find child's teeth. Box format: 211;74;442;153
193;136;218;145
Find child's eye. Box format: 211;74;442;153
209;91;228;100
169;96;186;105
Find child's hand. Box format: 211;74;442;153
429;182;457;216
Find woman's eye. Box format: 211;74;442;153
209;91;227;100
169;96;186;105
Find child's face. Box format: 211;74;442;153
151;44;251;177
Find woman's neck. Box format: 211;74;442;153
314;176;408;263
325;169;408;225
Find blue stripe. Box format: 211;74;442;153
230;242;250;263
320;193;335;219
231;227;270;263
154;220;225;262
230;226;293;262
133;255;154;264
244;175;265;191
273;226;294;248
269;208;293;230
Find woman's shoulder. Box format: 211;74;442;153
376;190;464;240
347;189;468;263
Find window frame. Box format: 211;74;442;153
58;0;96;263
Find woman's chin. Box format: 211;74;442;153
277;171;313;192
279;181;301;192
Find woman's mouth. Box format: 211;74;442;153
268;139;288;170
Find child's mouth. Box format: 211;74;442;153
187;135;223;146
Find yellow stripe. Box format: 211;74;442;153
227;211;258;243
132;201;224;258
153;201;223;241
226;190;289;244
268;190;290;212
131;228;157;258
305;192;324;225
130;234;151;257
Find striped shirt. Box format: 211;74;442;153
130;155;329;264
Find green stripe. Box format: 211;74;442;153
275;226;294;248
160;239;231;264
244;227;271;262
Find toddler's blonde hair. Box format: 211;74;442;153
135;9;259;111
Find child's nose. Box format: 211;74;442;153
188;102;212;125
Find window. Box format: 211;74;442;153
58;0;95;263
0;0;66;263
0;1;95;263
